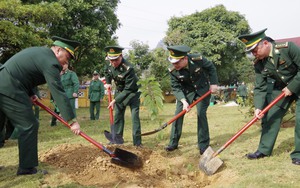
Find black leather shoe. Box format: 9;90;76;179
165;145;178;152
200;146;209;155
292;158;300;165
17;167;48;175
246;150;267;159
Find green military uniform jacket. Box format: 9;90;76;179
105;58;139;106
0;47;75;121
88;79;105;102
61;70;79;99
254;42;300;109
169;54;218;103
237;84;247;97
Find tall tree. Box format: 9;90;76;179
148;48;172;92
47;0;120;77
164;5;252;84
127;40;153;77
0;0;64;63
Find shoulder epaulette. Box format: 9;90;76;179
168;66;175;72
275;42;288;49
188;53;202;61
192;56;202;61
121;63;130;70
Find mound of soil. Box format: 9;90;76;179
40;143;235;187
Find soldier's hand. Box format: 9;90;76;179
255;109;264;119
70;122;81;135
105;84;112;90
181;99;190;112
210;85;218;94
108;99;115;110
73;93;78;98
31;95;38;103
282;87;292;97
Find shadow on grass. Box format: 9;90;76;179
273;137;294;155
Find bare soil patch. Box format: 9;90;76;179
40;143;237;187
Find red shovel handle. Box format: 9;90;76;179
34;100;115;156
214;92;285;157
166;90;212;125
140;90;212;136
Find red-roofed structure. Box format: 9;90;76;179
276;37;300;47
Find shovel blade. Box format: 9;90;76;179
199;146;223;175
111;148;143;169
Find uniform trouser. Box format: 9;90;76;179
258;97;300;159
168;95;210;150
114;94;142;145
69;98;76;117
291;98;300;159
89;101;100;120
33;104;39;120
0;94;39;169
0;116;5;147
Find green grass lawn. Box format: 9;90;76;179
0;102;300;187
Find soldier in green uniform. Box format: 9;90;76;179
51;64;79;125
104;46;142;146
237;82;248;106
61;64;80;116
88;71;105;120
0;36;81;175
238;28;300;165
0;63;14;148
165;45;218;154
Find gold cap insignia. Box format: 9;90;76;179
241;38;248;43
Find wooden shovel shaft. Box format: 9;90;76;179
34;100;115;157
212;92;285;157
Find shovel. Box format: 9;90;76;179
141;90;212;136
34;100;142;169
199;92;285;175
103;87;124;144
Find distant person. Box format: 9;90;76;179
0;36;81;175
88;71;105;120
238;28;300;165
51;64;79;125
61;64;80;116
165;45;218;155
237;82;248;106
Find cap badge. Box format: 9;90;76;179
241;38;248;43
109;48;115;53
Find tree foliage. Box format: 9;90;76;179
164;5;252;85
128;40;154;77
148;48;172;92
0;0;64;63
138;77;164;120
0;0;120;78
46;0;120;77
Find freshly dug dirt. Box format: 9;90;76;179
40;143;236;187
